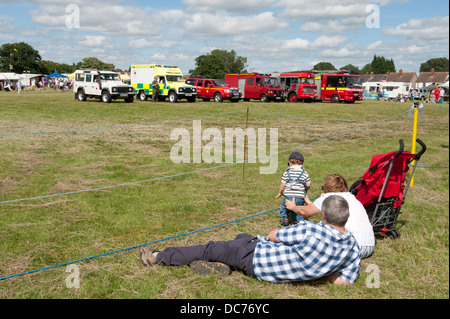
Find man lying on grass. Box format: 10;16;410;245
139;195;361;285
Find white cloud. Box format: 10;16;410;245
181;11;288;37
383;16;449;43
367;40;383;50
79;35;109;47
311;35;348;48
275;0;374;21
183;0;276;14
128;38;176;49
280;38;310;50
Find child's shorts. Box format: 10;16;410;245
279;196;305;223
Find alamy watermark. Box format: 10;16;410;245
170;120;279;174
65;264;80;289
66;4;80;29
366;4;380;29
365;263;380;288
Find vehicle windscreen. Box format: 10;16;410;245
347;76;362;87
212;79;229;87
264;77;279;87
166;75;184;82
299;78;315;84
99;73;121;81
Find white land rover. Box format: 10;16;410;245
74;70;135;103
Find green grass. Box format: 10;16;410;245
0;90;448;299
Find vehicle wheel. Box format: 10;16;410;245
125;95;134;103
331;94;340;103
77;89;86;102
288;93;298;103
169;91;178;103
260;94;268;103
102;90;112;103
214;92;224;103
139;91;147;101
385;229;400;239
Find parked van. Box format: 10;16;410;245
225;73;284;102
131;64;197;103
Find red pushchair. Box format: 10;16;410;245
350;139;426;239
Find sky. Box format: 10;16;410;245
0;0;448;75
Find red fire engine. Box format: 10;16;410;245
278;71;318;102
314;71;363;103
225;73;284;102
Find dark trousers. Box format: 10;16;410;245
156;233;257;277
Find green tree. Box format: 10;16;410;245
361;55;396;74
39;60;77;75
189;54;228;79
420;57;449;72
0;42;42;73
77;57;115;71
340;64;361;73
189;49;247;78
313;62;337;71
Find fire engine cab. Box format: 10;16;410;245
314;71;363;103
278;71;318;102
185;76;241;102
225;73;284;102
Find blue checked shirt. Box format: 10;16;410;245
252;221;361;283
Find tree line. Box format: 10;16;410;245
0;42;448;78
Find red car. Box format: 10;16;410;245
185;76;242;102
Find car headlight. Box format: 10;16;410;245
224;89;230;93
112;87;117;92
128;87;133;92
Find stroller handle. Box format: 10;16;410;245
415;139;426;159
393;139;404;158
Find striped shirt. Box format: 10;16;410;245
252;221;361;283
281;165;311;197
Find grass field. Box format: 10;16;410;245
0;90;448;300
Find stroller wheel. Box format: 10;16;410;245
385;229;401;239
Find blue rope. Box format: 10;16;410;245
0;110;247;136
0;208;279;281
0;109;411;205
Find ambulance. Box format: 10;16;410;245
225;73;284;102
130;64;197;103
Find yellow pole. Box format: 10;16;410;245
410;106;418;186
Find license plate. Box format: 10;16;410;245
185;93;192;96
120;93;127;97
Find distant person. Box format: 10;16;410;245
152;76;160;102
276;152;311;226
139;195;361;285
433;86;440;103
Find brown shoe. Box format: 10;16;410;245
190;260;231;276
139;246;158;267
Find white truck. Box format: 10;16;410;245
130;64;197;103
74;70;135;103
